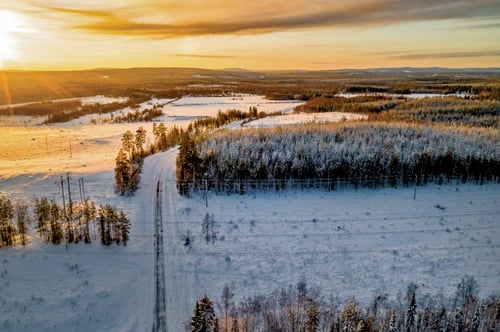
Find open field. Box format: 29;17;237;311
2;148;498;331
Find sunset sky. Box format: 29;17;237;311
1;0;499;70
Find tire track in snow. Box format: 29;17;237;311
153;180;167;332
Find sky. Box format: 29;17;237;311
0;0;499;70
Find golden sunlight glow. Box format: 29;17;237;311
0;10;22;67
1;1;499;70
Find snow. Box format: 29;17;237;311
0;124;176;177
0;115;46;126
0;95;498;331
80;96;128;106
0;94;302;126
0;168;154;332
242;111;367;128
0;95;128;110
159;154;500;330
336;92;474;99
163;94;304;117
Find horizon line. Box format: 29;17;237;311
1;65;500;73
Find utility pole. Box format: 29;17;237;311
78;178;84;204
67;172;73;217
204;174;208;208
81;178;86;202
60;175;66;217
414;175;418;200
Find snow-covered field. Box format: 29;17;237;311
163;94;303;117
1;95;499;331
1;94;304;127
242;111;367;127
335;92;473;99
161;157;500;330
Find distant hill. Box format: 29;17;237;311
1;67;498;105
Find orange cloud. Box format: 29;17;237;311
31;1;500;38
386;50;500;60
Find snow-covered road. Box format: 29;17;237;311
139;147;195;331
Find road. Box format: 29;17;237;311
153;180;166;332
146;148;196;331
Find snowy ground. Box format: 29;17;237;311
0;95;499;331
160;153;500;331
335;92;473;99
0;94;304;127
242;111;367;127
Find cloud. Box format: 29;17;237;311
170;54;240;59
463;22;500;29
30;1;500;38
386;50;500;60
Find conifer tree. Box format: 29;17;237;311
230;317;239;332
389;310;398;332
177;132;200;194
0;196;15;247
15;203;28;246
34;197;50;242
470;304;483;332
99;209;106;245
121;130;134;159
115;148;131;195
221;285;234;332
192;295;217;332
306;299;320;332
342;298;360;332
135;126;147;158
406;292;416;332
49;200;63;244
119;211;130;246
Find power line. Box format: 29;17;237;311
2;243;498;258
153;210;500;224
131;225;500;238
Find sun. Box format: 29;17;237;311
0;10;22;67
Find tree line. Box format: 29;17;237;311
114;108;259;195
192;277;499;332
176;122;500;194
0;195;130;247
297;95;499;128
44;94;150;124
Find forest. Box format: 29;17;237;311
0;195;130;248
297;96;499;128
177;122;499;194
192;277;498;332
114;108;259;194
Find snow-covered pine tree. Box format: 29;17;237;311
192;295;217;332
405;289;417;332
470;304;483;332
342;297;360;332
389;310;398;332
